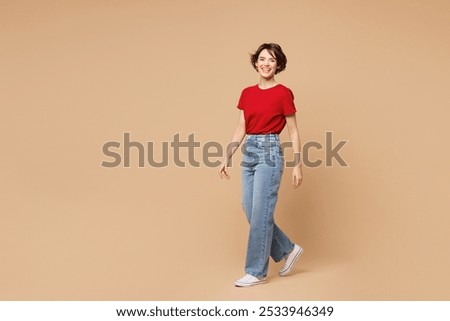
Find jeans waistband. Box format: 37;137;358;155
246;133;280;142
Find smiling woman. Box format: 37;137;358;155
218;43;304;287
251;43;287;78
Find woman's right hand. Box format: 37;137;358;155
218;161;231;179
219;110;246;180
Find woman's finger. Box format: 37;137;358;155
219;166;230;179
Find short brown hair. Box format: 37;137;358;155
250;43;287;74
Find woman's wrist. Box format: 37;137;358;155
293;152;302;168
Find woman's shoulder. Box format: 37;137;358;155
276;83;295;97
276;83;293;92
238;84;259;97
241;84;259;91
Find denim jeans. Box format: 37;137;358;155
241;134;295;278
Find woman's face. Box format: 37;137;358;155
255;49;278;79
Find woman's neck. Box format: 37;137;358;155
258;77;278;89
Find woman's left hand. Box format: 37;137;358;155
292;165;303;189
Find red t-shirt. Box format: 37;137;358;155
237;84;296;134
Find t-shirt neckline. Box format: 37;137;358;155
257;83;281;91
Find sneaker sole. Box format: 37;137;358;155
279;247;304;277
235;279;267;287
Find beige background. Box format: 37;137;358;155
1;0;449;300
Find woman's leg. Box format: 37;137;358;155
241;164;254;223
267;146;295;262
242;168;294;264
271;224;295;262
244;143;291;278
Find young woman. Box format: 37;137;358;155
218;43;304;287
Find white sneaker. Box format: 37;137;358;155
235;274;267;287
279;244;303;277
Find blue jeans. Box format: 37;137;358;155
241;134;295;278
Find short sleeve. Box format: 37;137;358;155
237;89;245;110
283;88;296;116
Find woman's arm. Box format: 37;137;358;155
285;114;303;189
218;110;246;179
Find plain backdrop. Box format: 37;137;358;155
1;0;449;300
